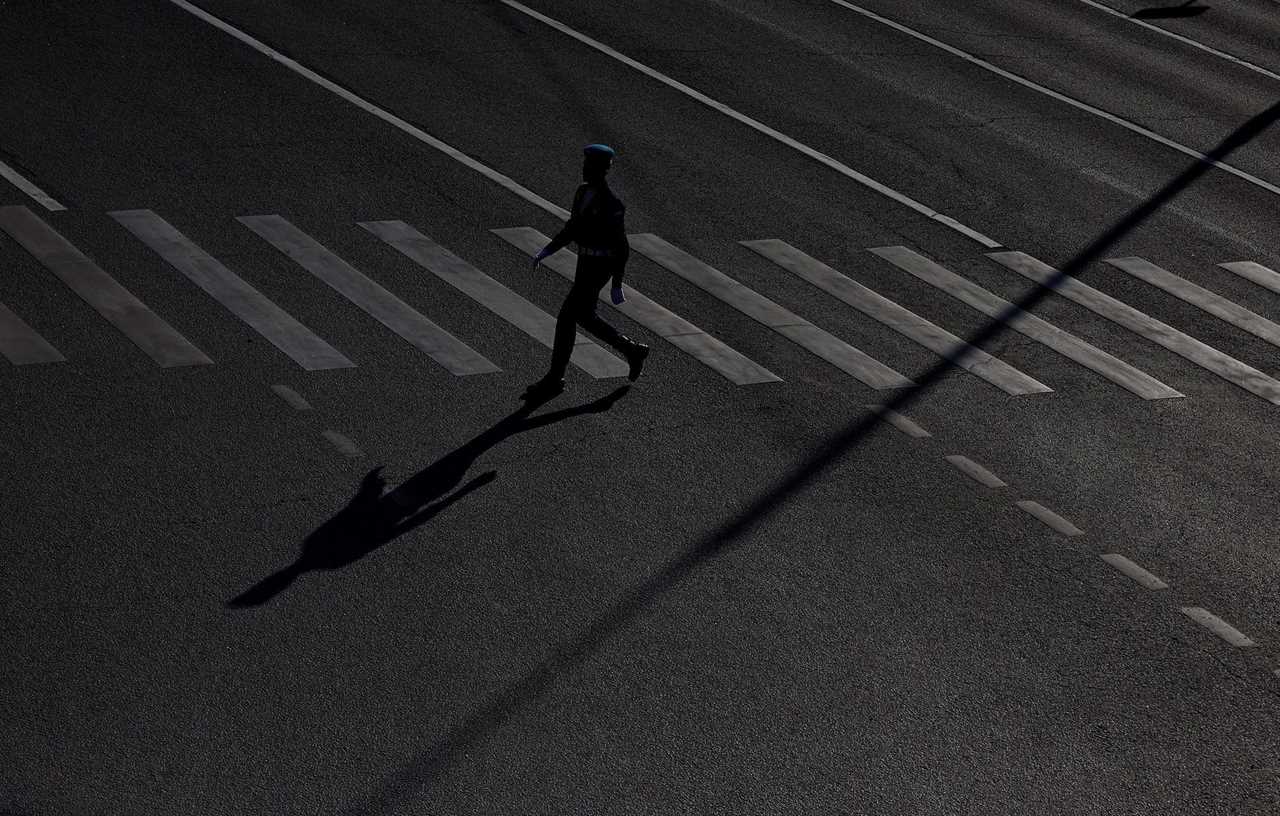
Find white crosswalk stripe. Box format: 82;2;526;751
114;210;356;372
1219;261;1280;298
629;233;913;390
0;205;212;367
0;298;63;365
870;245;1182;400
989;250;1280;405
360;220;627;379
239;214;498;376
491;226;781;386
743;239;1052;397
1106;256;1280;351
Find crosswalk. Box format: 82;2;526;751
5;202;1280;411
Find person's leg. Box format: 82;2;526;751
574;260;650;381
543;265;601;381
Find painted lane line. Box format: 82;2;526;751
945;455;1007;488
989;251;1280;405
323;430;363;459
1107;256;1280;351
628;233;911;389
871;246;1182;400
361;220;625;378
1016;500;1084;536
492;227;781;385
1219;261;1280;298
1079;0;1280;84
0;299;64;365
271;384;313;411
113;210;355;371
1099;553;1168;590
827;0;1280;200
1181;607;1256;647
866;404;931;438
744;239;1051;396
163;0;566;220
0;159;65;212
0;205;212;367
239;215;499;376
499;0;1000;248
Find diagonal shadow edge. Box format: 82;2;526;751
349;99;1280;815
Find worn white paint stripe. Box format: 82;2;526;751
361;220;625;378
629;233;912;389
827;0;1280;199
1219;261;1280;298
163;0;567;220
990;251;1280;405
1181;606;1256;647
744;239;1051;396
1079;0;1280;83
271;384;313;411
499;0;1001;248
945;455;1007;488
872;245;1181;400
323;430;363;458
114;210;356;372
240;215;499;376
866;404;931;438
0;299;64;364
0;205;212;368
1107;256;1280;350
1016;500;1084;536
0;159;65;212
492;226;781;385
1099;553;1168;590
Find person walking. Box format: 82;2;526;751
523;143;649;399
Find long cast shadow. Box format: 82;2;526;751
349;101;1280;813
228;385;632;608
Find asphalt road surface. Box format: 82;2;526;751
4;1;1280;813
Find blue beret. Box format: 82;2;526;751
583;143;616;158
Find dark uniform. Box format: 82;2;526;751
527;144;648;396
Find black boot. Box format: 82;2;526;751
625;342;650;382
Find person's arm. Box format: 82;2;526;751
609;237;630;303
534;187;590;264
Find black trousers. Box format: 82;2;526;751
547;256;634;378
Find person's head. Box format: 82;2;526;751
582;143;615;182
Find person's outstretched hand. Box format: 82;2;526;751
611;285;626;305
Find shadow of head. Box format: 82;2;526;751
226;385;631;609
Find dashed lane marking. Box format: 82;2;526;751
1181;607;1257;648
1099;553;1169;590
323;430;363;459
271;384;313;411
866;404;931;438
945;455;1008;488
1016;500;1084;537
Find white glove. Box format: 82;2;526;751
611;286;626;305
532;248;550;269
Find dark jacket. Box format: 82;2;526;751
543;181;630;275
